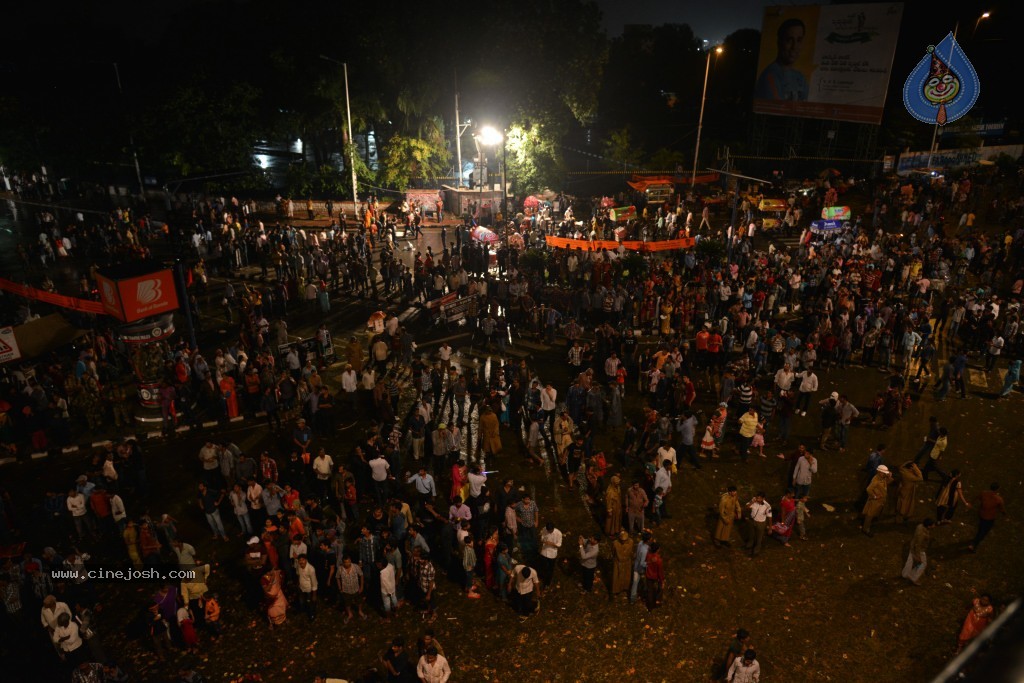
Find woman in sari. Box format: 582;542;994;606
604;475;623;536
957;594;994;653
611;531;634;596
483;528;499;591
219;375;239;419
450;461;468;502
896;461;924;523
261;567;288;628
771;490;798;546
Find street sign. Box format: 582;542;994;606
0;326;21;363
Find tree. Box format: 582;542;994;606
142;79;264;179
603;128;643;171
378;131;450;191
647;148;687;173
505;118;564;196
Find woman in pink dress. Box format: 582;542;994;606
261;568;288;628
957;595;994;653
483;528;499;591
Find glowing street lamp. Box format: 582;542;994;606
692;46;723;192
473;126;507;224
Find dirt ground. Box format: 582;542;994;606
7;332;1022;683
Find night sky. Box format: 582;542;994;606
596;0;768;40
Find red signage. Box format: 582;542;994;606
95;269;179;323
120;270;179;322
95;273;123;319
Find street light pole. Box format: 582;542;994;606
502;135;508;221
342;62;359;220
112;63;146;199
320;55;360;221
691;46;722;192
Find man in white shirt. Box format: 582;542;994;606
296;554;318;621
538;522;563;587
656;441;676;469
312;449;334;499
795;369;818;416
510;564;541;615
66;489;93;541
378;557;398;618
774;363;795;393
745;493;773;558
40;595;72;633
654;460;673;518
198;441;221;487
437;343;453;369
340;364;358;414
368;454;391;505
540;383;558;433
416;648;451;683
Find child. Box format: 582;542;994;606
701;425;717;459
796;496;811;540
751;422;766;458
204;593;222;637
651;487;665;526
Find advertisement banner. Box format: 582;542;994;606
753;3;904;125
440;296;479;323
116;270;180;323
896;144;1023;175
0;277;105;315
0;326;22;363
821;206;852;220
544;236;695;252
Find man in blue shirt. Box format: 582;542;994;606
629;532;651;605
755;18;810;101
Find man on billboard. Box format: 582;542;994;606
754;18;809;101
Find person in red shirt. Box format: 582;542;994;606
969;483;1008;552
644;542;665;611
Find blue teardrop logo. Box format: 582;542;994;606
903;32;980;125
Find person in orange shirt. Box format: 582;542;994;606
696;323;711;369
204;593;222;637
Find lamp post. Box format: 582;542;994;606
453;79;472;187
320;55;360;221
691;46;723;193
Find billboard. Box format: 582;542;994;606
896;144;1023;176
753;3;904;124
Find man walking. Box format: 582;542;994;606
861;464;891;536
969;483;1008;552
745;493;772;557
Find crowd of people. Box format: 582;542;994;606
0;163;1022;681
